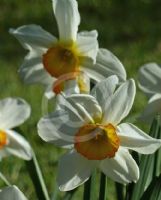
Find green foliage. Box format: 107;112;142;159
140;174;161;200
130;117;161;200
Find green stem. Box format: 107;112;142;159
63;189;77;200
83;177;92;200
115;183;124;200
25;150;50;200
98;172;107;200
0;172;11;186
83;171;96;200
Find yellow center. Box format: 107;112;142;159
43;42;82;78
0;130;7;149
74;124;120;160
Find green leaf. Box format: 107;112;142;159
131;117;161;200
140;174;161;200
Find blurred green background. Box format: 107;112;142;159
0;0;161;199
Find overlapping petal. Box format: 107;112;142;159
57;150;96;191
19;55;54;85
118;123;161;154
53;0;80;41
91;75;119;111
83;48;126;82
38;100;85;147
0;98;31;129
102;79;136;125
100;148;139;184
66;94;102;121
77;30;98;62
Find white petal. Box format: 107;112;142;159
53;0;80;41
82;48;126;82
102;79;136;125
67;94;102;121
90;48;126;81
9;24;57;49
139;94;161;124
63;79;80;96
1;130;32;160
118;123;161;154
64;95;94;123
0;186;27;200
82;58;105;82
57;150;96;191
91;75;119;111
19;52;54;85
100;148;139;184
77;30;98;62
138;62;161;95
38;100;85;147
0;98;31;129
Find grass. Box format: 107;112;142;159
0;0;161;199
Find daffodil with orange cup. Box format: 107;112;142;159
38;76;161;191
10;0;126;98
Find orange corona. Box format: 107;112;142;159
74;123;120;160
43;42;82;78
0;130;7;149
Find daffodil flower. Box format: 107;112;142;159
0;98;32;160
138;63;161;125
0;186;27;200
9;0;126;97
38;76;161;191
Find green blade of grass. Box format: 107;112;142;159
25;151;50;200
0;172;11;186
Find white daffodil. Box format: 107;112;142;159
138;63;161;125
9;0;126;97
38;76;161;191
0;98;32;160
0;186;27;200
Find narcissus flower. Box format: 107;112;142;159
9;0;126;97
138;63;161;125
38;76;161;191
0;98;32;160
0;186;27;200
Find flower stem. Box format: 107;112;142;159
25;150;50;200
115;183;124;200
83;171;96;200
98;172;107;200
